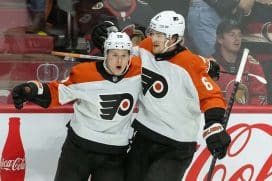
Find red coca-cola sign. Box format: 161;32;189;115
0;117;26;181
185;123;272;181
1;158;26;171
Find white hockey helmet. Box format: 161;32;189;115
103;32;132;75
148;10;185;39
104;32;132;54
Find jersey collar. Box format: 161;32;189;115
96;61;126;83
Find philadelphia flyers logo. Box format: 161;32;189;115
99;93;134;120
142;67;168;98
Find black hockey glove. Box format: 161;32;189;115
208;60;220;81
204;108;231;159
91;21;119;51
203;123;231;159
12;82;39;110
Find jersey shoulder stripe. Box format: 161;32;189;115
125;56;142;78
47;62;103;108
139;37;153;52
68;62;104;84
170;50;207;71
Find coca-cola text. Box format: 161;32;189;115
0;158;26;171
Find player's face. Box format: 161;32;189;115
149;30;167;54
218;29;242;53
106;49;130;76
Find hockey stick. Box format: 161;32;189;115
220;71;267;84
206;48;250;181
51;51;104;61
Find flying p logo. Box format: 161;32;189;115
99;93;134;120
142;67;168;98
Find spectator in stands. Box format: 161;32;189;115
210;20;267;105
26;0;46;33
241;0;272;104
146;0;190;18
187;0;222;56
73;0;153;54
187;0;255;57
74;0;154;36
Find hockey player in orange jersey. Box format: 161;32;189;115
12;32;142;181
92;10;231;181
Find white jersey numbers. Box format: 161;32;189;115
201;77;214;90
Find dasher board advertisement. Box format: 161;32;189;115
0;114;71;181
0;111;271;181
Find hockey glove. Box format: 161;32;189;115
203;123;231;159
12;82;40;110
91;21;119;51
208;60;220;81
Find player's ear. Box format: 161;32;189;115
171;34;179;42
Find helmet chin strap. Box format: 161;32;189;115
162;37;182;53
103;56;114;75
122;56;132;75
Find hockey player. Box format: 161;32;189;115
12;32;142;181
92;10;231;181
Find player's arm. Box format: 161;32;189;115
12;66;79;110
203;0;241;15
190;56;231;159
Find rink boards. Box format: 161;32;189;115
0;105;271;181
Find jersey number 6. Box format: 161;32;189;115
201;77;214;90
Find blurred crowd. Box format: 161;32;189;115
2;0;272;105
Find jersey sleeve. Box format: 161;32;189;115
46;62;102;107
180;52;226;112
139;37;153;52
195;56;226;111
46;70;76;108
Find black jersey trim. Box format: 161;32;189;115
132;119;196;151
67;123;128;154
155;45;187;61
96;61;128;83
